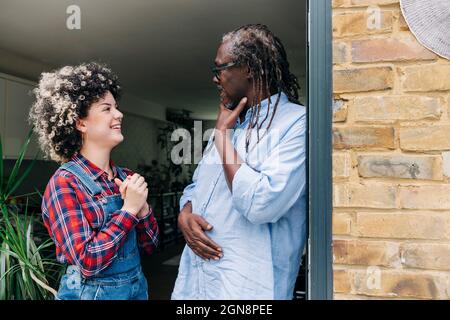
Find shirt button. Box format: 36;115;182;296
101;198;107;204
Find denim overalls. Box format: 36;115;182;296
55;160;148;300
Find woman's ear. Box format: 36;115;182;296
75;119;87;133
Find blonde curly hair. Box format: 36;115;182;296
29;62;121;163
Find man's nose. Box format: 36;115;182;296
212;75;220;85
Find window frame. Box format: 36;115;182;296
306;0;333;300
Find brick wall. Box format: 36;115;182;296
332;0;450;299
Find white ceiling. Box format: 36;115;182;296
0;0;307;119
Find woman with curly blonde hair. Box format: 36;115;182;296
29;62;159;300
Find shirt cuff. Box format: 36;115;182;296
136;209;156;231
231;163;261;218
179;196;192;212
112;209;140;231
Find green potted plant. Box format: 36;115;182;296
0;131;63;300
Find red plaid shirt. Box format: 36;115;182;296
41;153;159;278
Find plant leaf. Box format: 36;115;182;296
0;132;4;197
5;129;33;196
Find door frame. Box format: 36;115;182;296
306;0;333;300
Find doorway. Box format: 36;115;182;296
0;0;332;300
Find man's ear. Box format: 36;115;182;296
75;119;86;133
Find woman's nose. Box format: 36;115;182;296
114;109;123;119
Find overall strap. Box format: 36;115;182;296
60;161;102;196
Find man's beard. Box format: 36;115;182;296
218;86;239;109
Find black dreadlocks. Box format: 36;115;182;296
222;24;301;152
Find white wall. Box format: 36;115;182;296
111;112;165;171
0;73;166;160
120;93;166;123
0;73;41;159
0;78;5;140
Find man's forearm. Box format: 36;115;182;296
214;129;243;191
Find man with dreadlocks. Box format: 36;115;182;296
172;24;306;300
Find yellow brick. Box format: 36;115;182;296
332;0;348;8
334;293;401;300
333;212;353;235
333;293;372;300
332;4;450;301
334;67;394;93
398;12;409;31
333;152;351;178
356;212;449;240
334;183;397;208
333;269;352;293
351;269;448;299
442;152;450;178
353;96;441;122
333;126;395;150
350;0;399;5
400;185;450;209
333;11;394;37
352;37;437;63
333;239;400;267
401;243;450;271
333;99;348;122
357;154;442;180
401;65;450;92
333;42;348;65
448;95;450;119
400;126;450;151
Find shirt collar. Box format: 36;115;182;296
241;91;289;125
71;153;118;181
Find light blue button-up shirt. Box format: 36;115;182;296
171;92;307;300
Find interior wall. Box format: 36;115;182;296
111;112;163;171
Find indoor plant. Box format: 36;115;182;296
0;131;63;300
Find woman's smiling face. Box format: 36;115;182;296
76;90;124;150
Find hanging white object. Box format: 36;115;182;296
400;0;450;60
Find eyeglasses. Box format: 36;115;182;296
211;60;239;80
